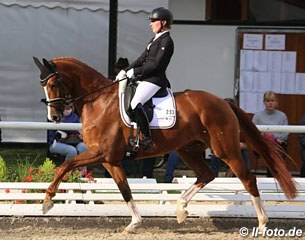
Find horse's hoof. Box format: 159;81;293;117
123;228;136;234
176;199;188;223
258;217;268;232
176;209;188;224
42;200;54;214
123;220;142;234
123;226;137;234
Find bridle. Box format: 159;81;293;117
40;61;126;110
40;71;69;109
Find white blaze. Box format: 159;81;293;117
43;86;52;121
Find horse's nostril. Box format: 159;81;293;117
52;116;58;122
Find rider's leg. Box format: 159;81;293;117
131;81;160;149
133;103;152;149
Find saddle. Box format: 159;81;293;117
123;83;168;122
119;81;176;154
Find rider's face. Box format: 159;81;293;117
150;20;166;34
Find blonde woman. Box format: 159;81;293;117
252;91;288;176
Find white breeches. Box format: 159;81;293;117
130;81;161;110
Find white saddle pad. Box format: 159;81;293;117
119;88;176;129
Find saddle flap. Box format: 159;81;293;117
119;88;176;129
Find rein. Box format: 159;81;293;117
67;77;127;104
37;57;128;107
43;75;127;107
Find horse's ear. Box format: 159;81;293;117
43;58;56;73
33;56;50;80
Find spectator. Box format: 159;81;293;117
298;114;305;177
164;151;181;183
48;103;87;171
141;157;156;178
252;91;288;177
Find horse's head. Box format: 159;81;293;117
33;57;69;123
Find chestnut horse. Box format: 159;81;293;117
33;57;296;233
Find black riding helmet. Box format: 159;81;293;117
149;7;173;25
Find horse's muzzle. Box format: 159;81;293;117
52;116;61;123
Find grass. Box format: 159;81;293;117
0;143;47;169
0;143;48;182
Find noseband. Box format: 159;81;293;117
40;70;71;110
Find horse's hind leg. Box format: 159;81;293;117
225;156;268;231
175;143;215;223
102;162;142;234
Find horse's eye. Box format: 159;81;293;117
50;84;57;90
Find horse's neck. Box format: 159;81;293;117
73;81;118;117
57;58;117;114
72;70;115;98
58;58;112;95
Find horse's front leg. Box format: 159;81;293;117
43;150;101;214
103;162;142;233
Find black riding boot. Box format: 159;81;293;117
134;103;153;150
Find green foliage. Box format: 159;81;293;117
0;155;8;181
63;169;83;183
26;158;84;183
40;158;56;172
0;146;94;183
14;157;33;182
0;145;46;169
32;158;56;182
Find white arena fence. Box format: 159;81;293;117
1;121;305;132
0;177;305;218
0;122;305;218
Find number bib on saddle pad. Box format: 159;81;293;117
119;88;176;129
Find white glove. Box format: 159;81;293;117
126;68;135;79
115;70;126;81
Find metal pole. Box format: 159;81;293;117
108;0;118;78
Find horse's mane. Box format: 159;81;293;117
52;57;107;79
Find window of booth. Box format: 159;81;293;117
205;0;305;24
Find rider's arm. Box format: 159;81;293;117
133;37;174;77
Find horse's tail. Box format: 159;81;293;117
228;102;297;199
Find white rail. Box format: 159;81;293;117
0;121;305;132
0;177;305;218
0;121;81;130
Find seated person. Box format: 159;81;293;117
252;91;288;177
298;114;305;177
48;104;87;169
252;91;288;146
141;157;156;178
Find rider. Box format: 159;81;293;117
116;7;174;150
